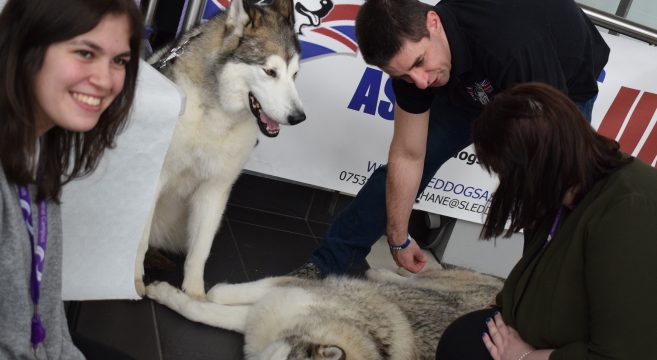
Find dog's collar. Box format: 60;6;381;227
153;32;203;70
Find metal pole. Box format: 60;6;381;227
608;0;633;36
141;0;160;58
179;0;207;33
578;2;657;45
196;0;210;24
143;0;159;29
615;0;633;17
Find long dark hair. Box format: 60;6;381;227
0;0;143;202
472;83;631;238
355;0;433;68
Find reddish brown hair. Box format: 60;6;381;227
472;82;630;238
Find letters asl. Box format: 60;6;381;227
348;67;396;120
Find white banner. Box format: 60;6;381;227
196;0;657;225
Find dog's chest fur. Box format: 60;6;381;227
161;72;259;192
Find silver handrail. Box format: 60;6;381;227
144;1;657;46
180;0;208;33
143;0;158;29
578;3;657;45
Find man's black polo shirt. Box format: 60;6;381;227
393;0;610;114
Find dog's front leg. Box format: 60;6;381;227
207;276;300;305
146;281;249;332
134;178;165;297
134;226;151;297
183;180;231;299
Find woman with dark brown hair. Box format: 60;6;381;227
0;0;142;358
436;83;657;360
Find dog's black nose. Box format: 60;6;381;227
288;111;306;125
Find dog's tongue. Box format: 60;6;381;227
260;112;280;133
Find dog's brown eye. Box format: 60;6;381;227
263;68;277;78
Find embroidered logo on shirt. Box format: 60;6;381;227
466;79;494;105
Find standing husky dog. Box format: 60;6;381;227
135;0;306;298
146;268;502;359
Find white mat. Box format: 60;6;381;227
61;61;183;300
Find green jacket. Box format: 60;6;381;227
498;158;657;359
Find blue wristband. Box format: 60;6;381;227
389;237;412;251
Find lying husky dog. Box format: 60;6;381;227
146;268;502;359
135;0;306;298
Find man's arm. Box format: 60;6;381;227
385;104;429;273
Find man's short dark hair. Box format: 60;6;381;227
355;0;434;68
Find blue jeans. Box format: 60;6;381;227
311;95;596;274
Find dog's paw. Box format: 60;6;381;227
145;281;176;301
206;283;232;303
366;267;411;283
394;267;416;278
182;278;206;301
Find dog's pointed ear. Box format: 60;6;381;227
242;0;296;29
267;0;296;28
225;0;249;39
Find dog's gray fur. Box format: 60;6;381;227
134;0;306;298
146;268;502;359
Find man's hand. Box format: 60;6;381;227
389;238;427;273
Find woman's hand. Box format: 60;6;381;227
482;312;534;360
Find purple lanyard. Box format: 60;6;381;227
544;206;565;247
17;185;47;349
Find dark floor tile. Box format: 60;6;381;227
306;189;354;224
152;301;244;360
72;299;160;360
73;176;347;360
225;205;312;236
307;220;330;239
229;221;318;279
145;221;247;291
204;222;250;286
228;173;315;217
144;250;186;289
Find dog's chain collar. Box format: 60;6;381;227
153;32;203;70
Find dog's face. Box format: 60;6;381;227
217;0;306;138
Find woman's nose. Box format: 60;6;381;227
89;62;113;90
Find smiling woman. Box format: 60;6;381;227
0;0;142;358
33;14;133;135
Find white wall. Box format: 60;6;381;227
578;0;657;31
627;0;657;29
577;0;621;14
441;220;523;279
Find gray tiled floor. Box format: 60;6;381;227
67;172;441;359
66;173;355;360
